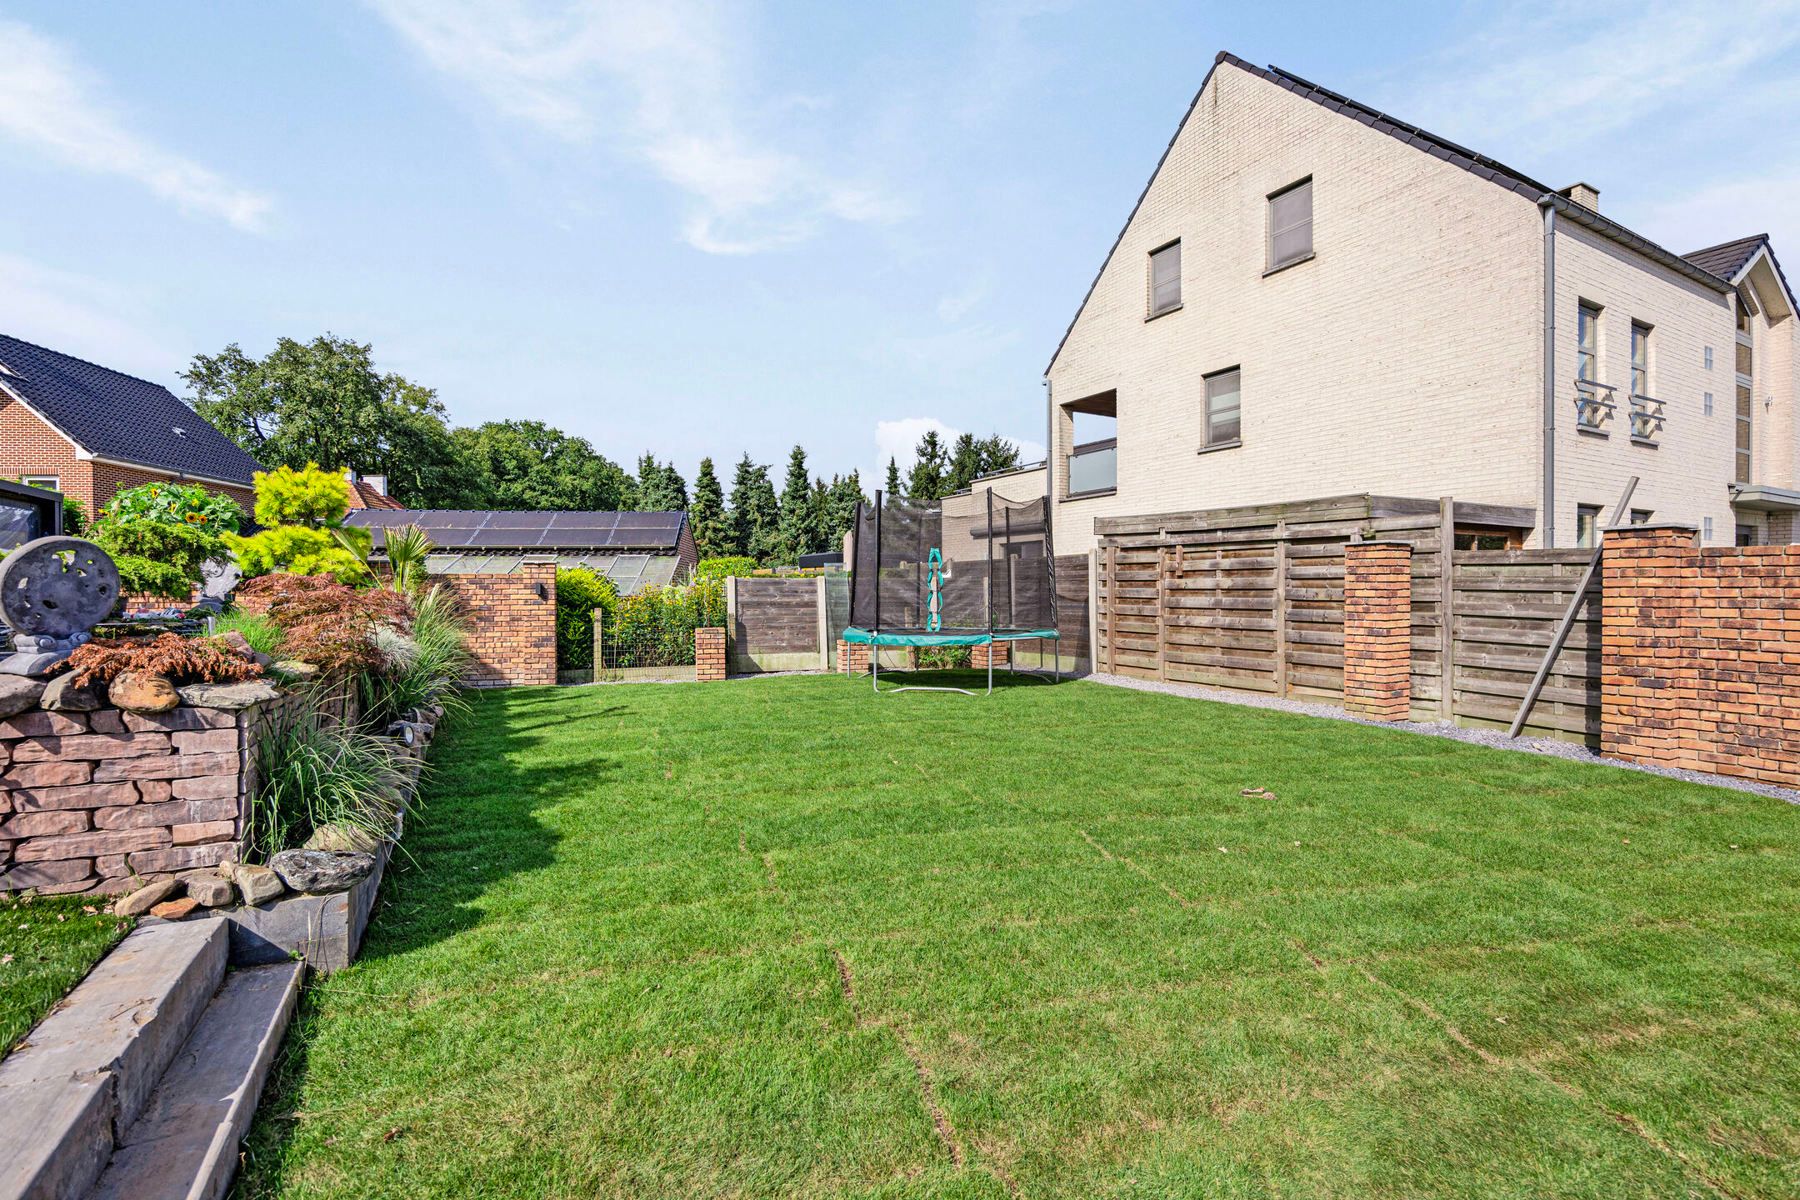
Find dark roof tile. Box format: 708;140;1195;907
0;334;262;486
1684;234;1770;281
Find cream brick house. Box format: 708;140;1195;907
1040;52;1799;555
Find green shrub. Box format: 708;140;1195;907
93;519;229;599
608;578;725;666
694;556;758;581
101;480;242;533
359;584;472;729
250;463;350;528
555;568;618;669
226;463;370;584
226;524;368;584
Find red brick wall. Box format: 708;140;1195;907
431;560;557;687
836;639;871;675
1601;525;1800;787
971;641;1010;668
695;627;727;681
0;706;254;896
1344;541;1413;721
0;396;254;520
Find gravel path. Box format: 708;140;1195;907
1083;671;1800;805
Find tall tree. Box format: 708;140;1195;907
906;430;948;503
634;453;688;511
183;334;465;506
825;471;867;549
775;446;819;563
945;433;984;494
689;457;731;557
976;434;1022;476
728;455;781;564
883;457;902;499
450;420;632;510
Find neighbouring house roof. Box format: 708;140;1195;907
1685;234;1770;280
1046;52;1738;373
345;509;692;595
346;477;406;510
0;333;263;487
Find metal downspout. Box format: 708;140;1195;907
1540;202;1558;548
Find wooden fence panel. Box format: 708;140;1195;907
1447;550;1600;744
732;577;824;672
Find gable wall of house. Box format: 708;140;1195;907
1046;63;1544;556
1552;221;1736;541
1752;288;1798;494
0;396;254;520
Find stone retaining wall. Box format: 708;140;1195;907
0;704;258;896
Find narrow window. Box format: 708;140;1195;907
1576;504;1602;549
1704;391;1713;417
1704;346;1714;370
1267;178;1313;270
1576;303;1601;382
1148;241;1181;317
1736;385;1754;483
1704;516;1715;542
1630;322;1651;396
1202;368;1242;449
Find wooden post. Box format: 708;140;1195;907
814;574;830;672
1273;522;1289;697
1105;544;1118;674
725;575;739;675
1438;497;1456;719
1155;547;1169;680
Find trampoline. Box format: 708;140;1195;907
844;490;1061;695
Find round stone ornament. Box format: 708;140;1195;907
0;537;121;639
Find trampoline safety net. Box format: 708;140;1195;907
849;491;1056;635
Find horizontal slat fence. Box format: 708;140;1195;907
1094;496;1600;744
730;576;826;672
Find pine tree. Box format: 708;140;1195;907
906;430;948;503
633;454;689;511
659;461;688;509
825;471;866;548
775;445;817;563
976;434;1022;476
808;478;832;559
689;456;730;557
883;457;902;500
729;454;781;564
945;432;983;493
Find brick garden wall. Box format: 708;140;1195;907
430;560;557;688
1343;541;1413;721
0;705;257;896
1601;525;1800;788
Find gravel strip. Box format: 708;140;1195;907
1082;671;1800;805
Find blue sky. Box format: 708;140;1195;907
4;1;1799;487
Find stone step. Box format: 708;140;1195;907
0;920;228;1200
88;961;303;1200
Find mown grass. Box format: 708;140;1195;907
0;892;133;1054
238;674;1800;1198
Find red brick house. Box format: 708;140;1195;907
0;334;262;519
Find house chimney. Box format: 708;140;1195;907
363;474;388;496
1558;182;1601;211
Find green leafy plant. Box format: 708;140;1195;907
60;497;86;537
693;556;759;581
555;568;618;669
359;585;472;728
92;519;228;599
380;524;434;594
226;462;370;584
250;462;350;528
101;480;242;533
245;685;405;861
228;524;368;584
607;578;726;666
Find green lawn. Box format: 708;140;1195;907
1;892;133;1054
239;674;1800;1198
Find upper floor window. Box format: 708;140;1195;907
1148;241;1181;317
1630;323;1651;396
1576;504;1602;549
1576;302;1601;382
1267;178;1313;271
1203;368;1242;449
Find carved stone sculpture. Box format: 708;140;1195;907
0;536;121;676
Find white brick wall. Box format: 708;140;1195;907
1043;58;1800;552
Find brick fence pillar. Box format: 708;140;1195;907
1600;524;1702;769
971;640;1009;669
1343;541;1413;721
836;639;871;675
695;627;727;682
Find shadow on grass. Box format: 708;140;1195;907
235;686;626;1198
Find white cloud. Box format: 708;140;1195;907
369;0;907;253
1389;1;1800;156
0;20;271;232
0;253;183;380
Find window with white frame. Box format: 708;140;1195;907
1630;322;1651;397
1148;240;1181;317
1266;179;1313;271
1576;504;1602;549
19;475;59;491
1576;303;1601;382
1202;368;1241;449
